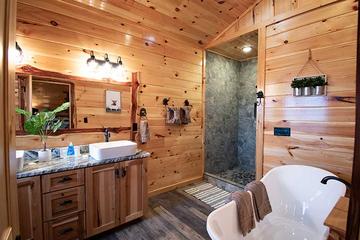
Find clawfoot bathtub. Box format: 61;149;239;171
206;165;346;240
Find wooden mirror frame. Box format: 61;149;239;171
16;74;76;132
15;65;139;139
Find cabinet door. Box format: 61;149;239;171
120;159;147;223
85;163;120;237
17;176;43;240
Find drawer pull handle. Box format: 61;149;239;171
115;168;120;178
121;167;127;177
59;227;74;235
59;199;73;206
58;176;72;183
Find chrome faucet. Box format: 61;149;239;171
104;128;111;142
321;176;351;189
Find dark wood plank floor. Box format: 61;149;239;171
91;189;213;240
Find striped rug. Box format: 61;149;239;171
183;182;230;209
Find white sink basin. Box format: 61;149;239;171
89;141;137;160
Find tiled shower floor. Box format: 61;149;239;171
217;168;256;187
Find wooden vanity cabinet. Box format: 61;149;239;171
85;158;147;237
42;169;85;240
17;176;43;240
17;157;148;239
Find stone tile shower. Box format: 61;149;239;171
205;41;258;187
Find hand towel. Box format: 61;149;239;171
228;191;255;236
166;107;181;124
180;106;192;124
244;181;272;222
139;116;150;144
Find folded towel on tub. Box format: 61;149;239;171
245;181;272;222
228;191;255;236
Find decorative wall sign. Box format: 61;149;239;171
105;90;121;112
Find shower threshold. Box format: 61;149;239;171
205;168;255;190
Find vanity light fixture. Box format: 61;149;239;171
16;42;24;64
86;51;124;80
242;46;252;53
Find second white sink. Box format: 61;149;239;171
89;141;137;160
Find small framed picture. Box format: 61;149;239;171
105;90;121;113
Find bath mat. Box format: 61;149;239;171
183;182;230;209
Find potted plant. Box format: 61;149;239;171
16;102;70;161
291;78;305;96
311;75;327;95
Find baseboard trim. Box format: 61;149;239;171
148;176;204;197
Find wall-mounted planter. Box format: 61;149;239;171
293;87;302;96
314;85;325;96
291;74;327;97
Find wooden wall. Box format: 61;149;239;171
15;0;203;195
264;0;357;182
209;0;357;182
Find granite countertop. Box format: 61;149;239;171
16;150;151;179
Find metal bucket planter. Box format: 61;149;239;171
303;87;312;96
293;88;302;96
314;85;325;96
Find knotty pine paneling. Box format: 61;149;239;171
264;0;357;182
15;1;203;194
15;77;132;146
208;0;342;48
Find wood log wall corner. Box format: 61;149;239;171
15;0;203;194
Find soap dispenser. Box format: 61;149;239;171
67;142;75;157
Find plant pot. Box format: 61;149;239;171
314;85;325;95
303;87;312;96
293;87;302;96
38;149;52;161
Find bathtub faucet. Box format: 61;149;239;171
321;176;351;189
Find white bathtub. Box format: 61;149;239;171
206;165;346;240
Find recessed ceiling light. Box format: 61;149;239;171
242;46;252;53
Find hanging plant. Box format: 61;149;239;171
311;75;327;87
291;75;327;96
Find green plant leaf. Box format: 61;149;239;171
18;102;70;144
52;102;70;114
51;119;63;133
15;108;32;118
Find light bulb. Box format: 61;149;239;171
87;58;98;71
242;46;252;53
111;64;124;81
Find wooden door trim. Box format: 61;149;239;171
130;72;140;141
1;0;19;238
255;27;266;180
346;5;360;240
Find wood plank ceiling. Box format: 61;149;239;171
69;0;257;47
209;30;258;61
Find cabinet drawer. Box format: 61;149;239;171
42;169;84;193
44;212;84;240
43;186;85;221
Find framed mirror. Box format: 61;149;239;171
16;74;75;132
15;66;138;137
